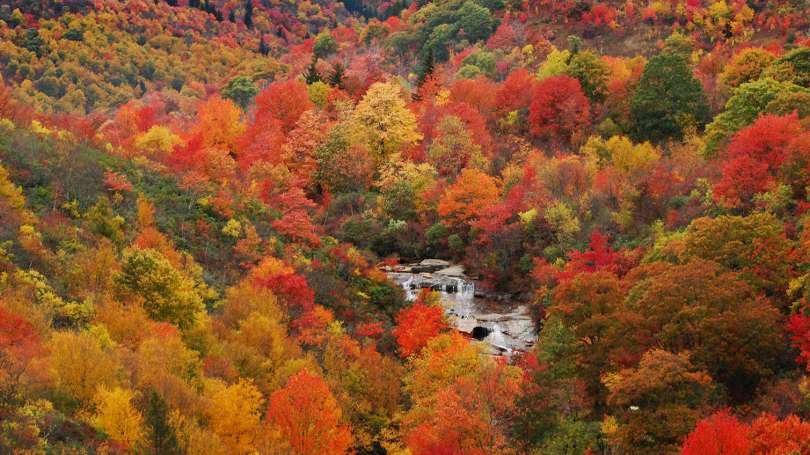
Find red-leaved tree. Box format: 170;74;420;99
529;75;590;146
715;113;803;208
681;410;753;455
393;290;448;358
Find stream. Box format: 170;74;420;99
384;259;538;356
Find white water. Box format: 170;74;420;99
387;270;536;355
490;323;507;349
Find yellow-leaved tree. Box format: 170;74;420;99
134;125;182;158
48;331;122;403
115;248;207;330
92;386;145;449
206;378;265;455
582;135;660;174
0;163;36;226
350;81;422;160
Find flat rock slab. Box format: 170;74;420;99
450;306;536;353
411;259;451;273
434;265;465;277
419;258;451;267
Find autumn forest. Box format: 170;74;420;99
2;0;810;453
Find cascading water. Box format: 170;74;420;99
401;275;417;301
488;323;508;351
384;260;537;356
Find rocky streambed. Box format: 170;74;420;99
382;259;538;356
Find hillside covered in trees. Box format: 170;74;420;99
2;0;810;453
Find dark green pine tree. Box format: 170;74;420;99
417;50;435;87
329;62;346;88
258;35;270;55
244;0;254;28
630;52;710;143
304;58;321;84
144;391;181;455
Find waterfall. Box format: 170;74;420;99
402;275;417;301
452;278;475;319
393;273;475;308
384;264;536;356
489;323;508;350
460;279;475;299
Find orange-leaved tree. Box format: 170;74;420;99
438;167;501;234
392;290;447;358
265;370;352;455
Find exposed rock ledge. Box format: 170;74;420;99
382;259;537;356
